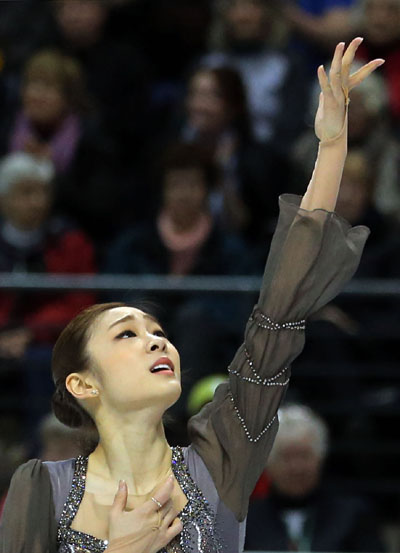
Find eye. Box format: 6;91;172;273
153;329;167;338
116;329;136;339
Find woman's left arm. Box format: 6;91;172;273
188;40;384;522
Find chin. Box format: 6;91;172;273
165;384;182;409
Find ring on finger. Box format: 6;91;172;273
151;496;163;509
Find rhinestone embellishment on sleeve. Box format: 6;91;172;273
228;348;290;387
249;309;306;331
230;394;277;443
57;448;222;553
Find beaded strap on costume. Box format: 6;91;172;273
249;308;306;331
228;309;305;442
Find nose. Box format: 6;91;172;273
146;334;167;353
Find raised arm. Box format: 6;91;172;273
188;39;383;523
301;38;384;212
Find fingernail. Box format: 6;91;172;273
169;475;175;481
119;479;126;490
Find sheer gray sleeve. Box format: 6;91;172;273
0;459;57;553
188;194;370;521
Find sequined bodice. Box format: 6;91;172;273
57;447;222;553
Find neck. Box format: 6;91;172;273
89;410;172;496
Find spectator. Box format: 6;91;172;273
335;150;400;279
1;49;121;245
134;0;213;135
245;404;386;552
44;0;150;162
167;65;289;247
0;152;96;345
293;62;400;220
5;50;90;174
0;152;96;428
279;0;356;72
106;143;250;279
355;0;400;131
320;150;400;353
204;0;308;149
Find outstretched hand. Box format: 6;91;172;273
315;38;385;142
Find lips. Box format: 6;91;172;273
150;357;175;374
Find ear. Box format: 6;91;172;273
65;372;98;401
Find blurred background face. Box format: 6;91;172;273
0;178;53;230
348;90;374;141
186;71;230;135
365;0;400;45
268;434;323;497
225;0;268;42
163;168;208;226
54;0;108;47
23;78;68;127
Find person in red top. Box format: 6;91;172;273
0;151;96;431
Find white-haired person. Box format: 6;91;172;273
245;404;386;552
0;41;383;553
0;152;96;428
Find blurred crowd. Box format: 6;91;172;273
0;0;400;550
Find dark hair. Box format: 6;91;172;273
161;142;220;190
190;66;252;139
51;302;126;429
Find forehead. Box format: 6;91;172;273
96;306;153;329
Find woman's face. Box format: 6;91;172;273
1;177;52;230
163;168;208;216
86;307;181;413
268;434;323;498
23;79;68;127
186;72;229;135
225;0;267;42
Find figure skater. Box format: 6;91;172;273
0;38;384;553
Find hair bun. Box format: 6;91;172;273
51;387;88;429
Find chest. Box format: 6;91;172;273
70;480;188;541
56;448;223;553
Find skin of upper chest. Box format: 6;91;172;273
70;476;188;541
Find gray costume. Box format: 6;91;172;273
0;195;369;553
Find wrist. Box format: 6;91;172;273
319;108;348;147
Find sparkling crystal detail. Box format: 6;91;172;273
57;448;222;553
249;309;306;331
228;347;290;387
230;394;277;443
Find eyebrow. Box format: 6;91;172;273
108;313;159;330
